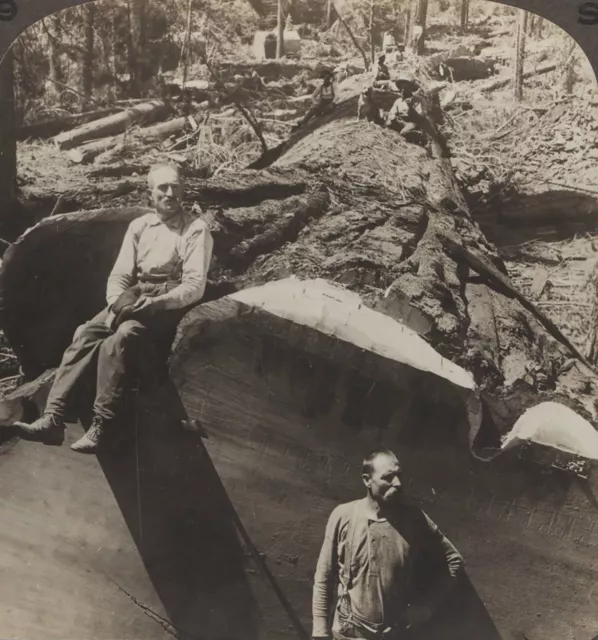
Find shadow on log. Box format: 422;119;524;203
0;376;259;640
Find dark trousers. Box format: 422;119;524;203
45;307;179;423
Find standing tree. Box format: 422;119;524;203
180;0;193;88
529;14;544;38
327;0;334;28
369;0;376;64
0;50;16;231
276;0;285;58
42;16;65;105
514;9;528;102
459;0;469;32
407;0;428;55
81;3;96;109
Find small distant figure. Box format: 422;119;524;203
386;96;427;147
386;78;427;147
357;86;382;125
292;67;336;132
372;53;391;87
313;68;336;105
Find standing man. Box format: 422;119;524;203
312;449;464;640
14;163;213;454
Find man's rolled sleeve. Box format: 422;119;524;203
313;506;343;638
152;220;213;311
106;221;139;307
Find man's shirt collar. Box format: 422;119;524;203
148;210;189;228
357;497;388;522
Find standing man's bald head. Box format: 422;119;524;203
362;449;404;506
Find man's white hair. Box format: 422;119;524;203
147;163;181;189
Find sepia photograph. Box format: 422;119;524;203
0;0;597;638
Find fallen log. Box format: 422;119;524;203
17;107;121;141
53;100;170;151
67;117;189;164
481;62;558;92
1;77;598;640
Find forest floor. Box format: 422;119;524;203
8;8;598;387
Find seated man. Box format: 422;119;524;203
292;68;336;131
371;53;391;87
357;86;383;125
386;89;427;146
14;163;213;454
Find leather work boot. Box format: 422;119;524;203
70;416;108;454
13;413;66;445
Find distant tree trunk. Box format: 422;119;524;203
369;0;375;64
529;14;543;38
407;0;428;55
276;0;285;58
43;17;65;105
459;0;469;32
81;3;96;110
125;0;139;97
180;0;193;88
327;0;333;29
0;51;17;228
133;0;147;88
562;41;578;95
403;0;413;47
514;10;528;102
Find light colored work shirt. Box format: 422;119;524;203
388;97;411;122
106;210;213;311
312;498;463;638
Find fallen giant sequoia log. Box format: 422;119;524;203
1;76;598;639
67;117;190;164
52;100;170;150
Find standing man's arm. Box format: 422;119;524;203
421;511;464;581
106;221;140;308
145;219;214;312
408;510;463;626
313;507;342;639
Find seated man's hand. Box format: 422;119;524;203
131;296;166;317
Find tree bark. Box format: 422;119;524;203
81;3;96;110
514;10;528;101
0;51;17;226
52;100;170;150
